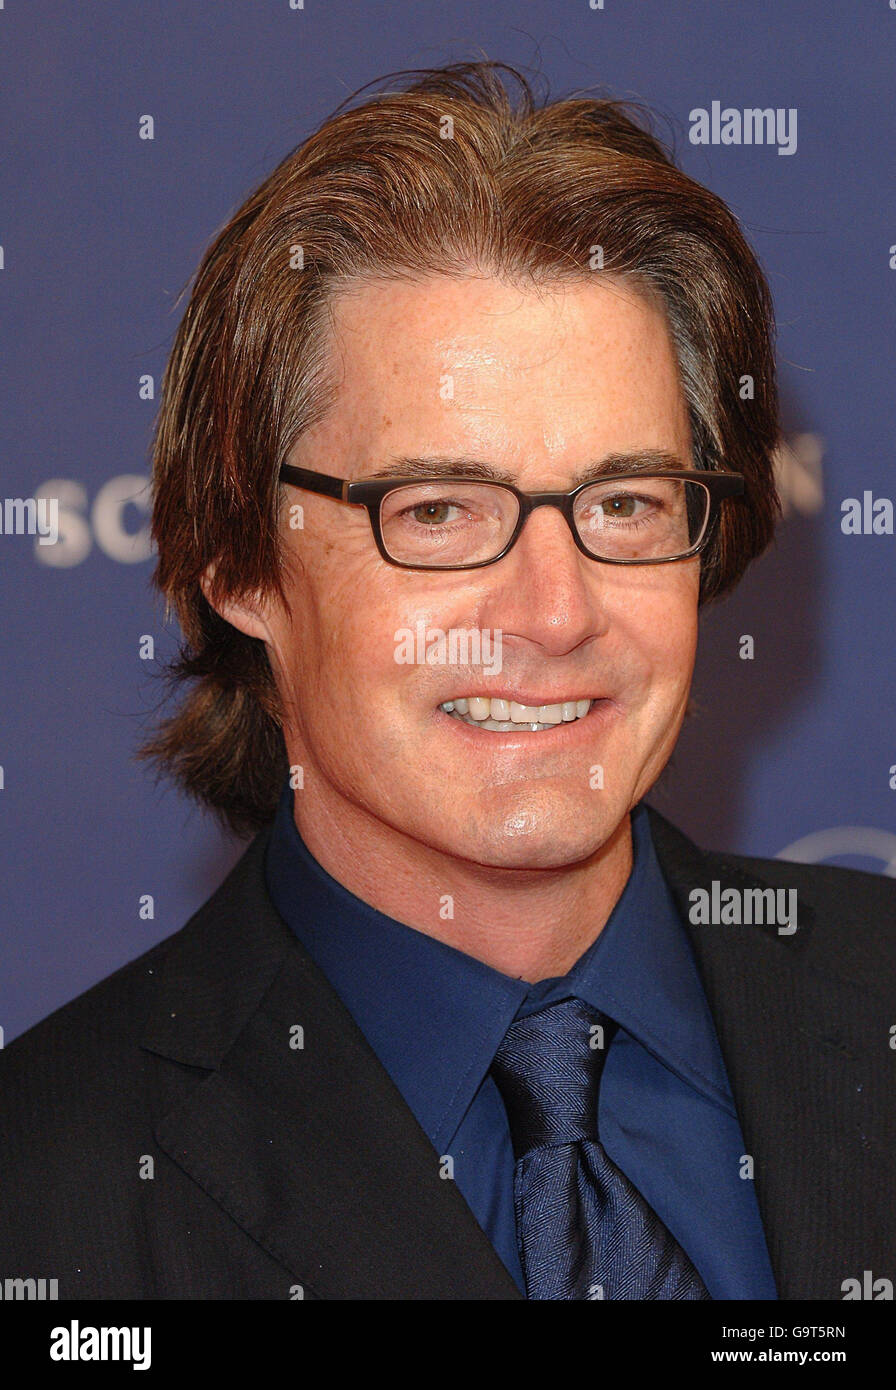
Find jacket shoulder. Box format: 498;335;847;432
0;829;286;1289
0;829;275;1172
646;804;896;991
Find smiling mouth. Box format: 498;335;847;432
439;696;595;732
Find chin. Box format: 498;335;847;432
447;806;623;872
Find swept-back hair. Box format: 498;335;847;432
140;60;781;836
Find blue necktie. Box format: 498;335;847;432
490;996;711;1300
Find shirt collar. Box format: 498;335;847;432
265;781;734;1151
518;807;735;1115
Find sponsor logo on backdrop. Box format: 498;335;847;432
777;828;896;878
29;476;152;566
771;434;824;518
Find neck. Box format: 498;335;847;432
291;785;634;984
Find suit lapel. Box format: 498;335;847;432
647;805;890;1299
142;830;521;1300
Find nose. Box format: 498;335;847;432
481;501;611;657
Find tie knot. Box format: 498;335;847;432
490;997;617;1159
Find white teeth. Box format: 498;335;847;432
440;696;594;730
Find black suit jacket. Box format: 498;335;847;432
1;807;894;1299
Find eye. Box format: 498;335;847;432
582;491;655;524
407;499;462;526
600;493;644;519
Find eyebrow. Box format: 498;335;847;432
363;450;691;486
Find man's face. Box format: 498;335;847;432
264;274;699;870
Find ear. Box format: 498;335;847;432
200;562;275;645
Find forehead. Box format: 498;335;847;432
307;273;692;472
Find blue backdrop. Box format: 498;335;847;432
2;0;895;1043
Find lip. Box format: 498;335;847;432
438;692;603;708
435;696;618;744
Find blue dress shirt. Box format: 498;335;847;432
265;780;777;1299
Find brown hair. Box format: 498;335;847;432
139;60;781;837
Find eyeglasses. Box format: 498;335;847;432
278;464;744;571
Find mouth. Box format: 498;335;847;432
439;695;596;733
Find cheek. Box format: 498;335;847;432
657;609;698;681
646;641;695;715
273;553;378;680
280;593;425;740
618;585;698;704
325;576;465;698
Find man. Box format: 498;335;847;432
1;61;893;1301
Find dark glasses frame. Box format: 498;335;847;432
278;463;745;571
